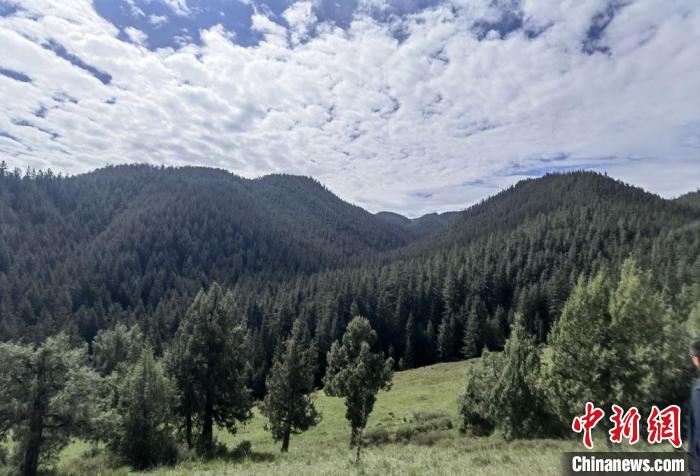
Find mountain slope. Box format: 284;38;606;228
376;211;461;238
1;168;697;368
0;165;412;341
675;190;700;211
229;171;699;379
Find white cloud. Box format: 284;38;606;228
283;1;317;45
0;0;698;215
149;14;168;26
161;0;190;16
124;26;148;45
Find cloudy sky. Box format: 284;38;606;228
0;0;698;215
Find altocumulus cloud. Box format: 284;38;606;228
0;0;698;214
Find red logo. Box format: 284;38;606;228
608;404;640;444
572;403;682;449
572;402;605;449
647;405;681;448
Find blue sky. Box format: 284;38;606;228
0;0;698;215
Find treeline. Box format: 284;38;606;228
0;284;393;475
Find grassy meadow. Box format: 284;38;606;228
56;360;659;476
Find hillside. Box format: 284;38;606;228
231;171;699;383
675;190;700;211
1;167;697;476
376;211;461;238
429;172;697;249
0;165;412;342
0;168;698;370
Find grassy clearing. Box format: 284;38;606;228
56;360;666;475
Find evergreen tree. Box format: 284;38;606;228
547;259;684;426
323;316;393;464
104;345;177;469
400;312;417;369
462;302;484;359
168;284;252;454
546;273;614;421
458;350;502;436
491;313;552;439
608;259;678;407
92;323;145;376
0;334;99;476
437;311;458;361
261;321;320;452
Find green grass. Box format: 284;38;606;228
56;360;662;475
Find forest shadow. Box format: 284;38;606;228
214;440;276;464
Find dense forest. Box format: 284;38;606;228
1;164;699;368
0;163;699;474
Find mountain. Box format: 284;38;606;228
0;167;698;378
675;190;700;211
376;211;461;238
230;171;699;381
0;165;413;341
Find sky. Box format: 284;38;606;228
0;0;698;216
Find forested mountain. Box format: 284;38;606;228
376;211;460;238
231;172;699;393
0;164;412;342
676;190;700;211
0;166;698;388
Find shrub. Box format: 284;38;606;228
412;432;441;446
364;428;391;446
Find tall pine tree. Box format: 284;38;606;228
261;321;321;452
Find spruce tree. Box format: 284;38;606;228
401;312;417;369
168;283;252;454
323;316;393;464
547;259;681;425
261;321;320;452
462;302;484;359
437;311;457;361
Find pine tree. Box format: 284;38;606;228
106;345;177;469
168;283;252;454
0;334;99;476
261;321;320;452
92;323;145;376
437;311;457;361
462;301;484;359
424;319;437;364
492;313;552;439
608;258;674;407
401;312;417;369
458;350;502;436
323;316;393;464
546;273;614;421
547;258;681;425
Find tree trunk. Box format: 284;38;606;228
185;411;193;449
355;426;363;465
202;396;213;454
21;423;42;476
281;425;291;453
22;358;46;476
